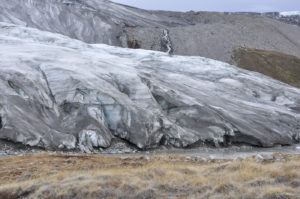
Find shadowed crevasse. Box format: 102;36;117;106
0;116;2;130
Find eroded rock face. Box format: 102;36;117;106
0;22;299;151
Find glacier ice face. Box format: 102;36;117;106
0;22;299;151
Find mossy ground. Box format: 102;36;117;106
232;47;300;88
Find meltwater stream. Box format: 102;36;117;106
150;144;300;159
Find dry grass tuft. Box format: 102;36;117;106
263;186;295;199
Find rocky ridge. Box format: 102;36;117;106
265;11;300;27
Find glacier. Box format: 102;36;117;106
0;22;299;152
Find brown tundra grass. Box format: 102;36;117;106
0;153;299;199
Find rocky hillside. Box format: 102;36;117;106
0;0;300;63
0;22;299;152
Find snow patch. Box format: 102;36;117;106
280;11;300;16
